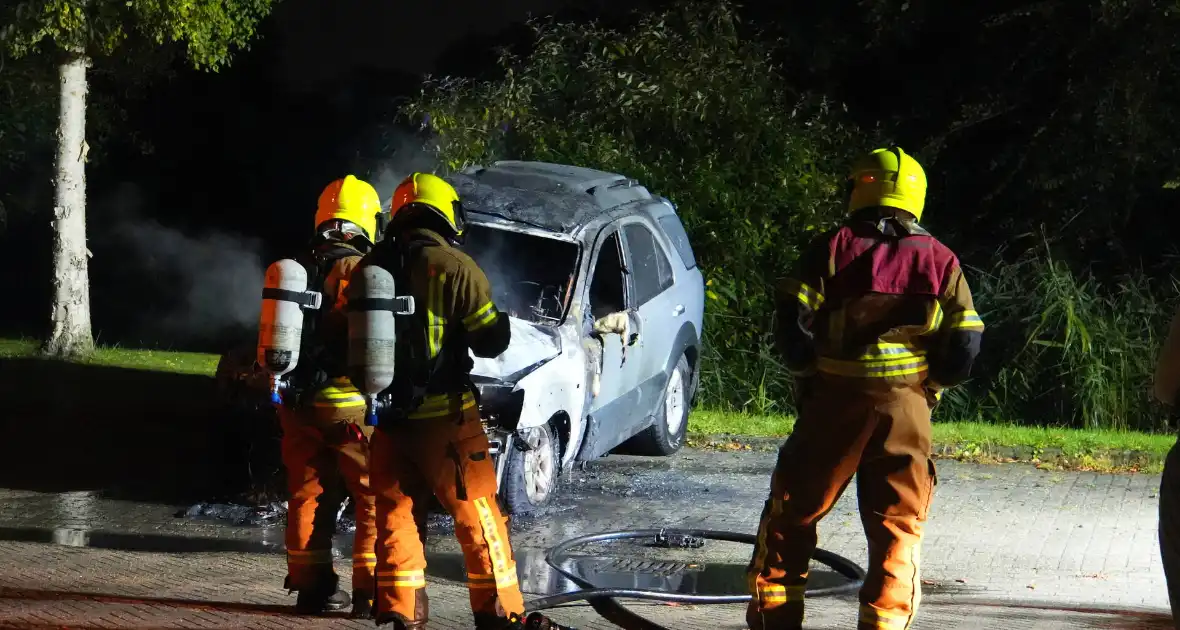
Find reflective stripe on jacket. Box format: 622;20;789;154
775;209;984;386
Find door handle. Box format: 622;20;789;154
672;304;685;317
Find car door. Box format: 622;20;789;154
619;220;679;429
581;226;641;454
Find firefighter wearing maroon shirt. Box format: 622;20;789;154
746;147;985;630
356;173;572;630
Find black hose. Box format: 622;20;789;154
524;528;866;630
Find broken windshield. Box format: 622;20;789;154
461;223;580;326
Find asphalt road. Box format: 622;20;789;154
0;447;1172;629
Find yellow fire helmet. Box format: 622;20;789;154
391;172;465;237
847;146;928;221
315;175;382;242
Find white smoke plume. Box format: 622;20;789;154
93;182;265;348
362;129;442;208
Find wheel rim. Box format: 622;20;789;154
665;367;686;435
523;427;556;504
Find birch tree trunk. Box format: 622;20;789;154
43;52;94;358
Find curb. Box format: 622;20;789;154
686;433;1168;473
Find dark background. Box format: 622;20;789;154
2;0;1178;354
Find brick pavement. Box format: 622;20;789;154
0;450;1173;629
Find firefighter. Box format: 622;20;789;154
354;172;571;629
1152;305;1180;628
280;175;382;617
746;147;985;630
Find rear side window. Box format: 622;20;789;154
657;214;697;269
624;223;674;305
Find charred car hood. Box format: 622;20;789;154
470;317;562;385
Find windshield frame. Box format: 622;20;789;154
463;216;583;327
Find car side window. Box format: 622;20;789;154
623;223;673;306
657;214;697;269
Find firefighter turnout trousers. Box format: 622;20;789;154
280;398;378;594
747;375;936;630
1160;437;1180;628
369;396;525;626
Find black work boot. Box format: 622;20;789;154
374;614;426;628
293;572;351;615
482;612;575;630
523;612;576;630
350;589;375;619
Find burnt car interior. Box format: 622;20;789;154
589;232;626;321
462;224;579;325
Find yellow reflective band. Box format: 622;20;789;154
462;302;499;332
376;569;427;588
474;496;512;589
946;308;984;330
312;376;367;408
816;356;928;378
857;343;926;360
466;569;519;589
921;300;944;336
427;273;448;359
858;605;911;629
353;552;377;568
784;279;824;310
406;391;477;420
756;583;805;604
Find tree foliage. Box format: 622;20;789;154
760;0;1180;267
406;0;1180;429
406;2;872;412
0;0;278;175
2;0;276;68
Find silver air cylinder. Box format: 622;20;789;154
348;265;415;426
257;259;322;404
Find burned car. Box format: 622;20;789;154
453;161;705;515
215;161;704;516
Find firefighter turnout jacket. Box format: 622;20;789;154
356;226;523;627
774;208;984;392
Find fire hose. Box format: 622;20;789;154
523;528;867;630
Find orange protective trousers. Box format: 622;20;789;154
280;406;378;593
747;375;937;630
369;404;525;626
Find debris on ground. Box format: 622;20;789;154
179;502;288;527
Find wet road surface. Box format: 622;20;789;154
0;448;1172;628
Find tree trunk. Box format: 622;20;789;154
42;53;94;358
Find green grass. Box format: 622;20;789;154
0;338;219;377
1;337;1173;471
688;409;1176;473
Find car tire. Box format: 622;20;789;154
501;422;561;516
629;354;691;456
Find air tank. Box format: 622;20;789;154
257;259;320;404
348;265;414;425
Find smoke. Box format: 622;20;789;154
112;220;265;339
93;182;265;348
361;129;441;208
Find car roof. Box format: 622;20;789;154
448;161;657;235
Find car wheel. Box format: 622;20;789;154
629;354;691;456
502;422;561;516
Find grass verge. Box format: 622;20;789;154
1;338;1172;473
687;409;1176;474
0;338;219;377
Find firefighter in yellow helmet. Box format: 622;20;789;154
351;173;572;629
280;175;382;618
746;148;985;630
